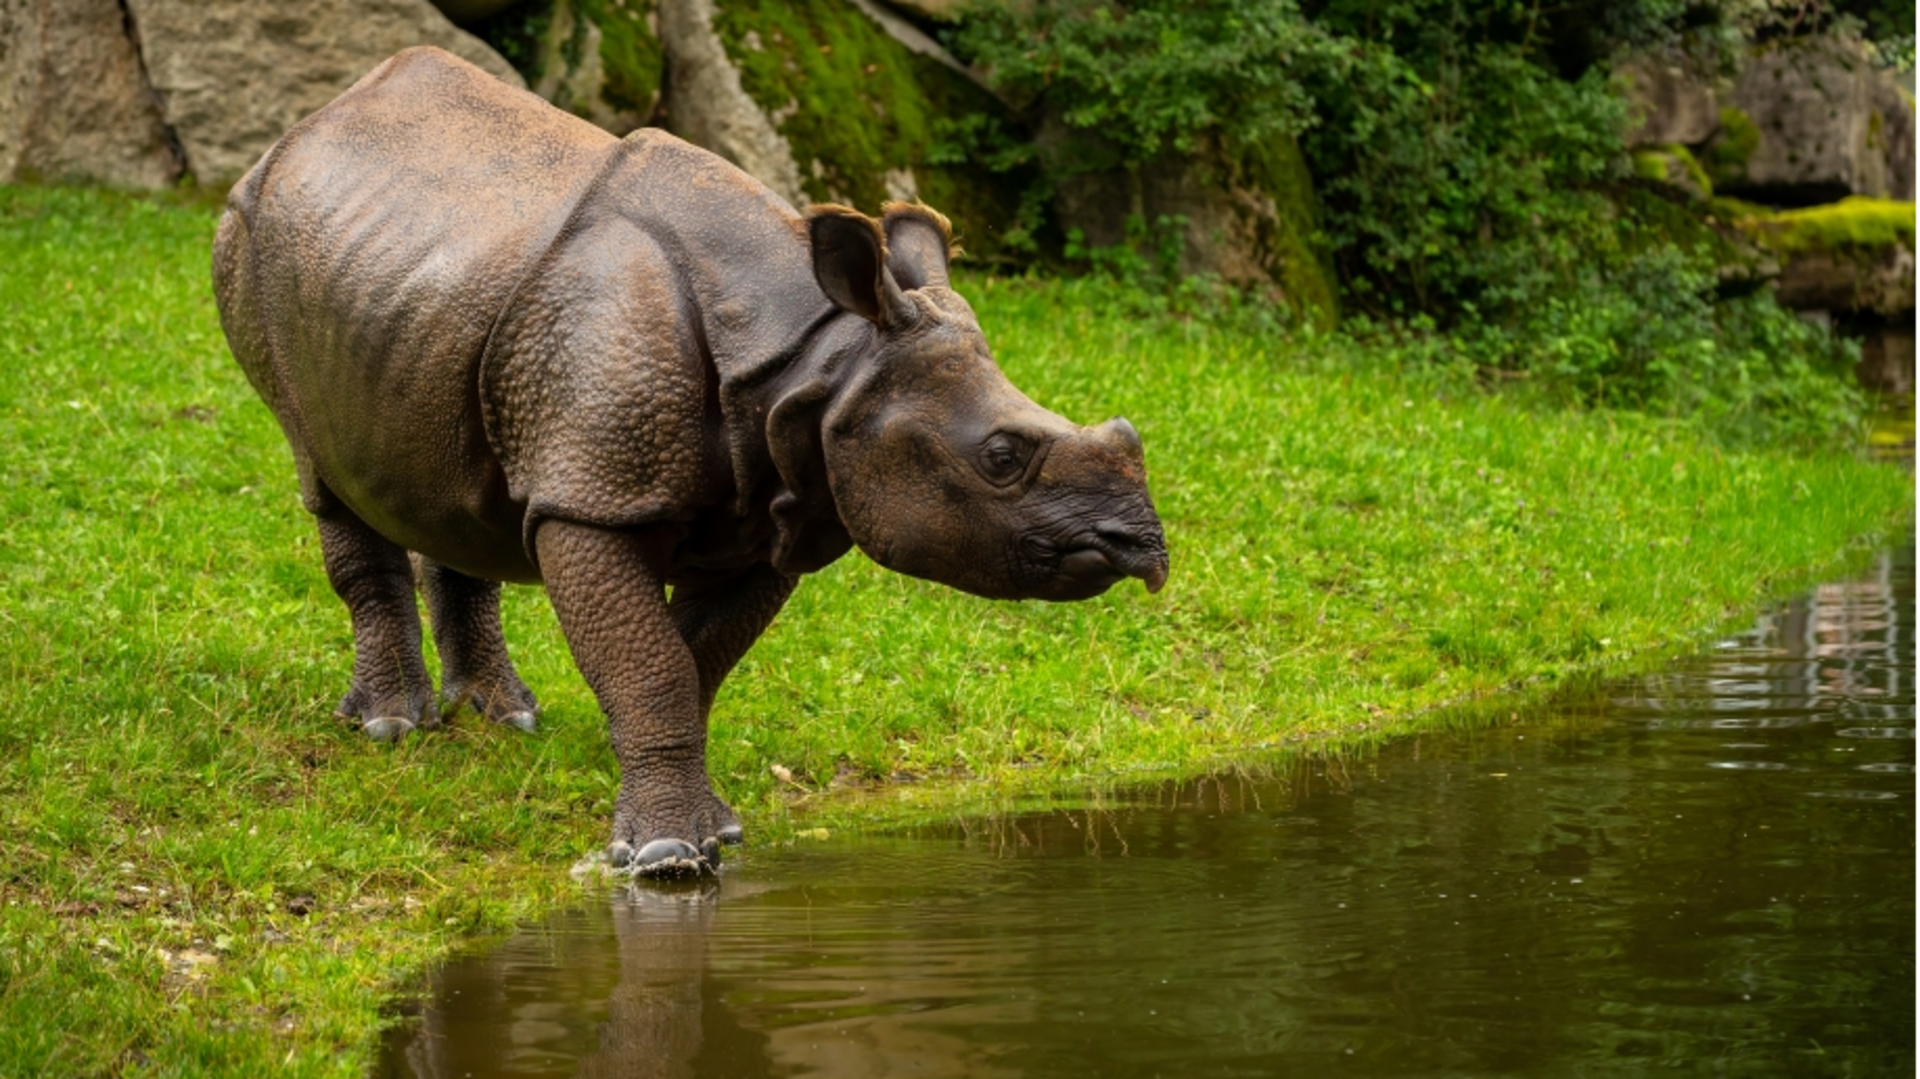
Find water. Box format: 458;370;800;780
377;544;1914;1078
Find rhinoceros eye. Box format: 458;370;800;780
977;432;1034;486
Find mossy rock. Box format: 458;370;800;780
471;0;663;133
1632;143;1713;201
1736;196;1916;255
1234;136;1341;326
1728;197;1917;316
1041;123;1339;326
709;0;1032;263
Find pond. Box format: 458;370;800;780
376;540;1913;1078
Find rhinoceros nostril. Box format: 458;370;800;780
1093;520;1149;551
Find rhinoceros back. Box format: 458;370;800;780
213;47;617;582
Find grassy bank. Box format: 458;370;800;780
0;185;1909;1077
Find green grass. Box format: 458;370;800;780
0;184;1909;1076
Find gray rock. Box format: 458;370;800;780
1774;242;1915;317
1854;323;1913;394
0;0;182;187
124;0;524;186
1717;35;1915;204
657;0;806;208
844;0;989;93
1044;124;1338;321
1617;57;1720;149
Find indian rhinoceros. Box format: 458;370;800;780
212;46;1169;875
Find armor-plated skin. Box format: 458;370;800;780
213;47;1169;874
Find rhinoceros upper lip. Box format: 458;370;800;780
1063;536;1169;594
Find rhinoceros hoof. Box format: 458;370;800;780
361;716;417;743
612;837;723;879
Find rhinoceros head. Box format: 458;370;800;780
796;204;1169;601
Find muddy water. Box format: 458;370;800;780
376;544;1913;1078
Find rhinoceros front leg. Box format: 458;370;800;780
315;508;434;743
537;519;740;876
669;564;797;724
420;558;539;733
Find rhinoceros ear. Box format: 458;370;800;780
807;205;916;328
881;202;953;291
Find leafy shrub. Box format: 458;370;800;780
951;0;1331;169
944;0;1881;446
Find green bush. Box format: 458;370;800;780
945;0;1882;445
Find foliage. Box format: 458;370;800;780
1441;248;1867;447
0;185;1908;1074
949;0;1885;439
950;0;1330;168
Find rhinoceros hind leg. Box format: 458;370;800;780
537;520;742;875
420;557;539;732
316;506;434;742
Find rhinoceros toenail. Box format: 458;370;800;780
717;824;744;846
500;711;537;733
362;717;415;743
634;838;701;865
632;838;712;880
607;841;635;868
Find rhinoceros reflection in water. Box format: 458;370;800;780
388;885;1018;1079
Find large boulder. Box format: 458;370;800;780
469;0;1025;259
1738;197;1916;317
1616;55;1720;149
1044;124;1339;324
124;0;524;186
0;0;181;188
1708;35;1914;205
658;0;806;206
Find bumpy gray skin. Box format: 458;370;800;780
212;47;1170;876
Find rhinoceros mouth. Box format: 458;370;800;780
1023;531;1170;600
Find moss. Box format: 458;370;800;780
1235;136;1340;327
1702;106;1760;186
709;0;1029;261
1614;186;1774;293
1633;144;1713;200
1706;195;1773;221
581;0;663;122
1739;196;1917;254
